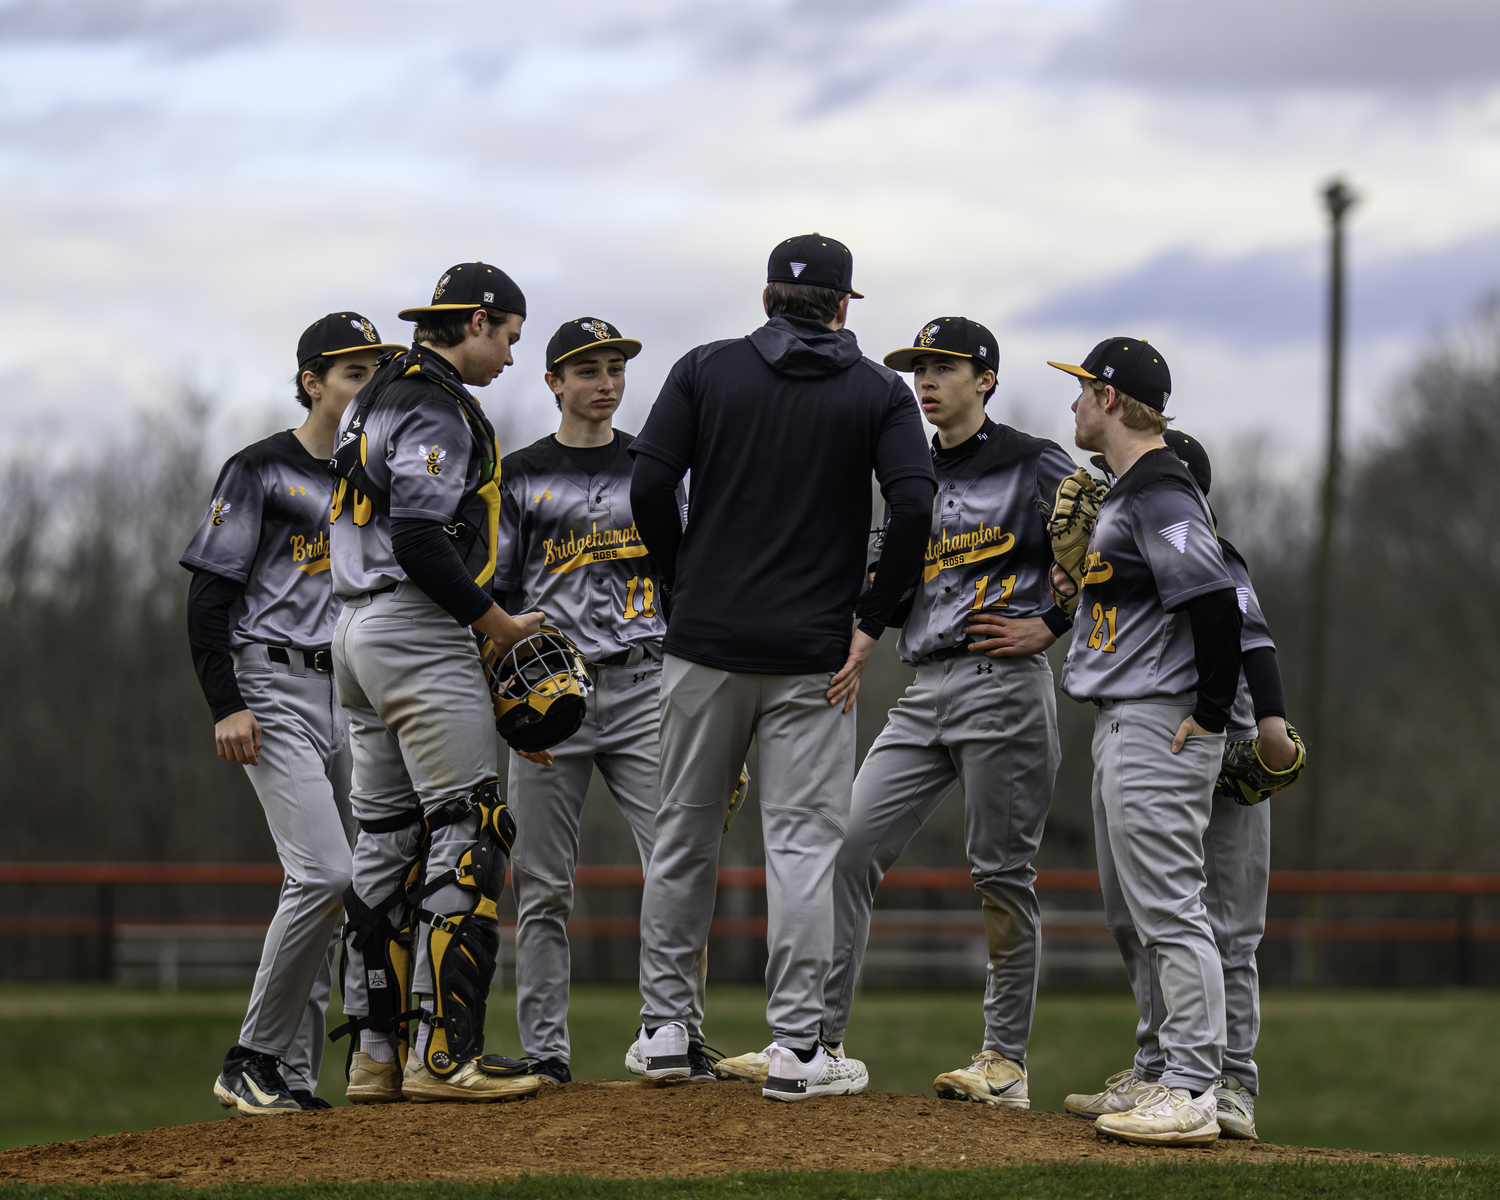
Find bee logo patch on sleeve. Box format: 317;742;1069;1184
419;445;447;476
210;498;231;526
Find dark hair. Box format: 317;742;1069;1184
764;281;845;323
414;306;519;349
294;356;333;410
967;359;998;404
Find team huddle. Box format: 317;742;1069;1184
181;234;1306;1148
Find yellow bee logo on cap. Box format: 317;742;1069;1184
419;445;447;476
433;273;451;301
210;498;231;526
351;317;377;343
918;323;940;347
580;319;611;340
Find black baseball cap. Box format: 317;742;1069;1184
1048;337;1172;411
297;312;404;367
767;233;864;299
883;316;998;375
546;318;642;373
397;261;527;322
1163;430;1212;495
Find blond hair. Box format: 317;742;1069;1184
1086;378;1170;434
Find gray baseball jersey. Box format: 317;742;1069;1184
1220;541;1275;738
1061;449;1233;702
494;431;683;663
899;421;1076;663
329;349;495;601
181;431;340;648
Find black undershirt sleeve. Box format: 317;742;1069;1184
186;569;249;723
390;517;494;626
629;451;687;595
857;475;938;639
1241;645;1287;722
1040;606;1073;637
1183;588;1242;733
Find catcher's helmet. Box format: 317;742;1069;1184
481;625;594;752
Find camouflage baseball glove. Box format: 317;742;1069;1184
1046;469;1110;616
1216;724;1308;807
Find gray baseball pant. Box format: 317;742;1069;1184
1130;722;1270;1092
638;655;855;1051
334;583;500;1020
822;652;1059;1060
231;646;354;1093
511;658;704;1061
1093;695;1227;1094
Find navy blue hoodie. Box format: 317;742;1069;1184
630;315;935;674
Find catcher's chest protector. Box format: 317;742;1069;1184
412;782;516;1076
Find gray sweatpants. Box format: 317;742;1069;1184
638;655;855;1051
511;659;704;1061
822;652;1059;1059
334;583;500;1019
1132;723;1270;1092
1093;695;1227;1094
232;646;354;1093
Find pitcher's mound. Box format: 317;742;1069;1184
0;1082;1440;1184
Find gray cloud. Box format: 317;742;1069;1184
1019;226;1500;343
1053;0;1500;92
0;0;280;55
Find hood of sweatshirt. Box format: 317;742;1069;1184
746;315;863;379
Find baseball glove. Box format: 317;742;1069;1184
1046;469;1109;616
1216;724;1307;807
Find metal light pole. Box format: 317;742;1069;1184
1297;177;1357;985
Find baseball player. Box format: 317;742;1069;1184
495;317;705;1085
1066;430;1300;1141
329;262;544;1104
183;312;403;1114
1048;338;1242;1147
627;234;936;1100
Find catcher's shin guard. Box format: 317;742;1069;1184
330;808;426;1075
413;780;516;1077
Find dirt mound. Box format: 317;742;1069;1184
0;1081;1443;1184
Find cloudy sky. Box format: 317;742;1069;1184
3;0;1499;474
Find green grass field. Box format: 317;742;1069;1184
2;984;1497;1183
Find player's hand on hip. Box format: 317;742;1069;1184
1256;716;1298;771
1170;715;1215;754
963;614;1057;658
516;748;554;767
215;709;263;766
827;629;878;712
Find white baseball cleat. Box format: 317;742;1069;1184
933;1050;1029;1108
715;1041;844;1084
1213;1075;1257;1140
1094;1084;1220;1147
625;1022;691;1081
345;1050;405;1104
1064;1068;1158;1118
402;1055;543;1103
762;1043;868;1102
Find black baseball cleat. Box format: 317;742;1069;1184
213;1046;303;1115
290;1090;332;1110
529;1057;572;1086
687;1044;723;1083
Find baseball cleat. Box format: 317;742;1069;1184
1094;1085;1220;1147
715;1041;843;1084
687;1044;722;1083
762;1043;868;1102
529;1057;572;1086
402;1054;543;1103
626;1022;691;1080
345;1050;405;1104
290;1090;332;1110
1213;1075;1257;1140
1065;1068;1158;1118
933;1050;1029;1109
213;1046;303;1116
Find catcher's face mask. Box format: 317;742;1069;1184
482;625;594;752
